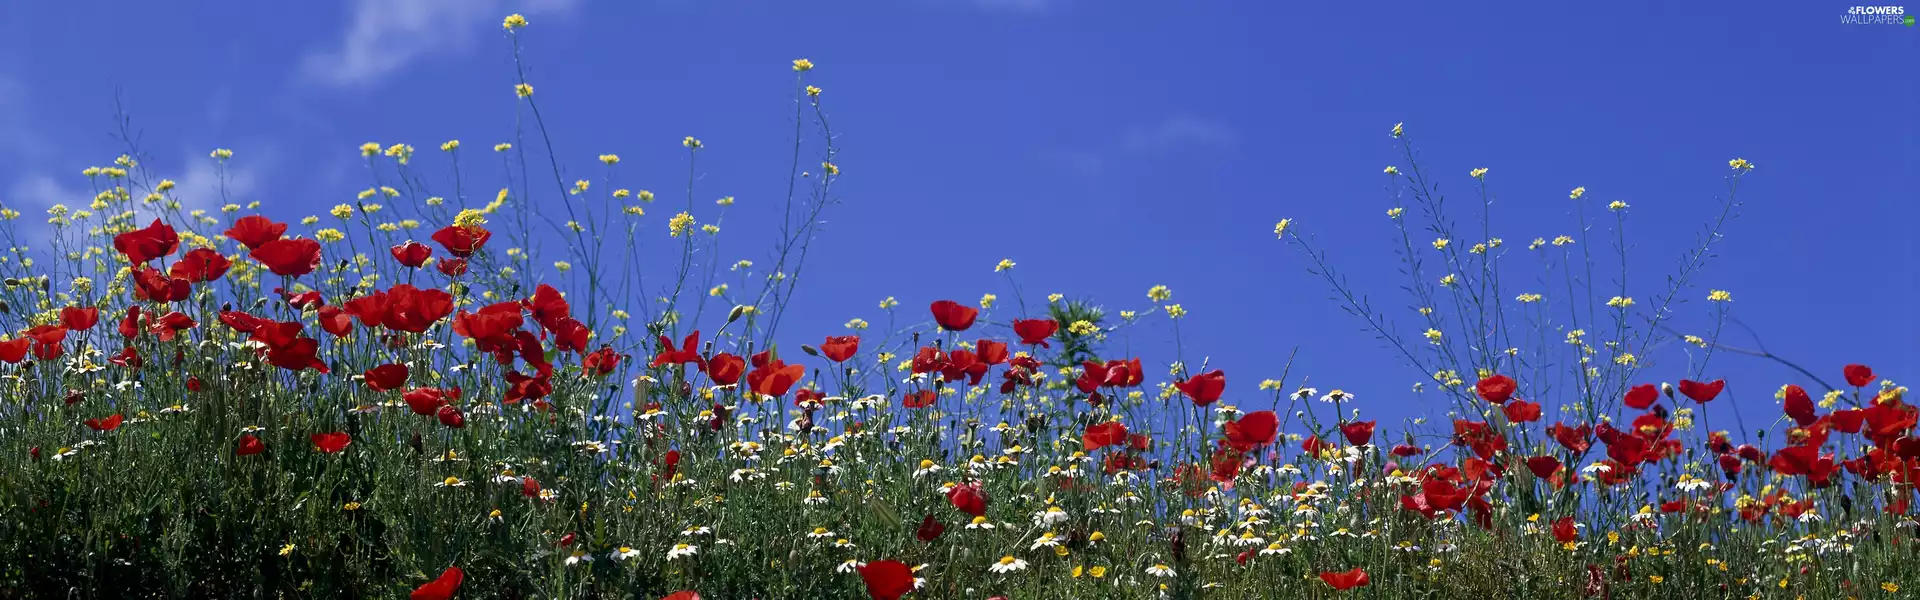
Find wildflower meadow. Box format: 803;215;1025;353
0;10;1911;600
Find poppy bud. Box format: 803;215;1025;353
0;300;10;314
800;344;819;357
1661;382;1675;399
726;305;747;323
2;278;16;286
409;432;423;453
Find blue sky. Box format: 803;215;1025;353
0;1;1912;435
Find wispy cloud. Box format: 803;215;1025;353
300;0;579;88
1038;114;1235;176
0;74;46;160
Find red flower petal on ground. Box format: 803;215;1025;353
224;215;287;251
1175;369;1226;406
1319;568;1370;590
1475;374;1516;404
818;335;859;362
857;560;915;600
431;224;492;258
236;434;266;456
928;300;978;331
1623;383;1659;410
250;238;323;277
171;247;232;283
390;241;433;268
59;306;99;331
1844;363;1875;387
364;363;409;392
409;567;464;600
1083;421;1129;451
114;219;180;264
1012;318;1057;347
84;414;124;432
311;432;351;453
1677;379;1725;404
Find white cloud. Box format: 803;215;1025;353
1120;115;1236;153
300;0;579;88
169;154;259;214
1038;114;1234;176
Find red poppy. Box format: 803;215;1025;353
1677;379;1725;404
1175;369;1226;406
1223;410;1279;451
1083;421;1129;451
1623;383;1659;410
915;514;946;543
692;352;741;386
901;390;937;409
59;306;99;331
802;335;856;364
747;360;805;398
409;567;464;600
146;311;198;342
224;215;287;250
436;405;467;429
1012;318;1057;347
250;238;322;277
857;559;915;600
265;337;330;374
114;218;180;264
381;285;456;333
1475;374;1516;404
1549;422;1592;453
650;331;703;368
390;241;433;268
311;432;351;453
436;257;469;276
403;388;451;415
975;339;1008;365
946;481;988;516
364;363;409;392
0;338;27;364
431;224;492;258
582;346;622;377
521;476;544;499
315;305;353;338
928;300;978;331
1526;455;1561;479
236;434;266;456
1319;568;1370;591
109;347;142;368
1845;364;1875;387
661;592;702;600
129;265;191;303
26;325;66;360
1339;420;1376;446
1782;384;1818;427
171;247;232;282
84;414;124;432
1551;516;1578;543
1503;399;1542;423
